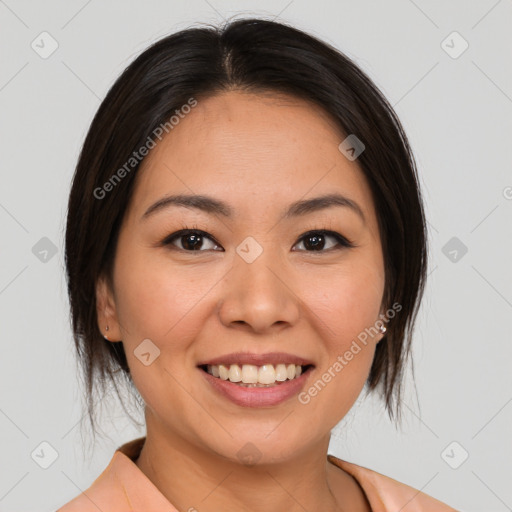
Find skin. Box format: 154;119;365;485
96;90;386;512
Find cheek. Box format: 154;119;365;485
112;253;220;403
296;263;383;415
305;261;384;346
112;257;210;419
114;256;210;341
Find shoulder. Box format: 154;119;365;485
55;454;128;512
55;437;177;512
328;455;459;511
56;493;96;512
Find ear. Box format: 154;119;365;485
95;274;122;342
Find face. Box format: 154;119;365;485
96;91;386;463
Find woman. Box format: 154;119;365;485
58;17;457;511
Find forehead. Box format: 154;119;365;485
126;91;376;224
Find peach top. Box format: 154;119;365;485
57;436;457;511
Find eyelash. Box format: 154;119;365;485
161;224;356;253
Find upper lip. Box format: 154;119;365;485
197;352;315;367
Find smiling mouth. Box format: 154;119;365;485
199;363;314;387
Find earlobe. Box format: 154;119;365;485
95;275;122;342
376;319;387;344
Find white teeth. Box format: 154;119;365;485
219;364;229;380
228;364;242;382
275;364;288;381
241;364;258;383
258;364;276;384
205;363;307;385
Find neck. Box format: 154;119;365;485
134;411;370;512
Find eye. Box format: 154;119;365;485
162;228;354;253
292;230;354;252
162;229;223;252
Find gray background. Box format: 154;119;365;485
1;1;511;511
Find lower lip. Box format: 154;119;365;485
199;367;313;407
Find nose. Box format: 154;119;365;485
217;249;301;335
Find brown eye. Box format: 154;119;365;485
163;230;222;251
162;229;353;253
293;230;354;252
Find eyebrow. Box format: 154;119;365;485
141;192;365;224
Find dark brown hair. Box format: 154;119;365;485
65;17;428;438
